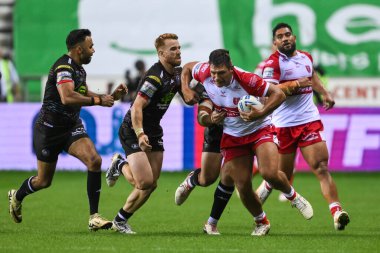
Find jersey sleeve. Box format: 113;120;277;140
138;74;161;100
54;64;75;86
233;67;269;97
262;54;281;84
299;50;313;63
192;62;210;83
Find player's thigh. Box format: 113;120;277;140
201;152;222;181
300;141;329;170
278;152;297;178
255;142;279;175
33;123;64;163
68;137;101;168
127;152;154;184
223;155;252;187
146;151;163;181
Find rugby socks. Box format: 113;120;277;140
115;159;126;175
329;202;342;216
264;181;273;191
254;212;270;225
114;208;133;222
209;181;234;221
87;171;101;215
15;176;37;201
283;186;296;201
189;169;201;187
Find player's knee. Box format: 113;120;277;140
201;174;218;186
88;155;102;172
260;168;277;182
135;179;155;190
235;183;250;199
314;160;329;176
35;178;52;189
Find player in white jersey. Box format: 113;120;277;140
257;23;350;231
180;49;314;235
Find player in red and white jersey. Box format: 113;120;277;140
258;23;350;231
179;49;314;236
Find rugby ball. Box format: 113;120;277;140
238;95;263;112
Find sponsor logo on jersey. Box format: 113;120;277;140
262;67;274;79
248;75;259;87
41;149;50;157
76;85;87;95
302;132;319;142
193;63;201;74
140;81;157;98
284;69;293;76
43;121;53;128
160;92;175;104
200;63;208;73
57;71;72;83
131;143;139;149
72;127;86;136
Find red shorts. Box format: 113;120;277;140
221;125;277;163
276;120;325;154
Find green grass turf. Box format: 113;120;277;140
0;171;379;253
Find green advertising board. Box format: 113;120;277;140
13;0;380;99
220;0;380;76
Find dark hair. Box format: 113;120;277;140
272;23;293;38
135;60;145;71
209;49;233;68
66;29;91;50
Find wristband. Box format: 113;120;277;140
98;96;102;105
90;97;95;106
198;111;209;126
134;128;144;138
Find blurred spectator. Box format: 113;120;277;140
0;50;21;102
122;59;146;102
313;65;328;106
107;81;114;95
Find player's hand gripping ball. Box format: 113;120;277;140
238;95;263;112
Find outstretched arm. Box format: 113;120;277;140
277;77;312;96
58;82;114;107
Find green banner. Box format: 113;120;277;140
14;0;79;76
219;0;380;77
13;0;380;97
14;0;79;100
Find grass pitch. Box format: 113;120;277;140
1;171;379;253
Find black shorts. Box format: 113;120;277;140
33;120;89;162
119;124;164;156
203;124;223;153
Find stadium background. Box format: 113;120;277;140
1;0;380;172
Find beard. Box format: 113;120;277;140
80;54;92;65
170;57;181;67
279;42;296;56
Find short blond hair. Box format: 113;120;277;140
154;33;178;51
